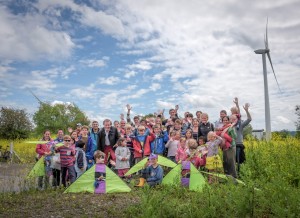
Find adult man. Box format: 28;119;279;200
136;154;164;187
89;121;101;152
215;110;227;131
162;105;179;126
98;119;120;164
233;102;252;174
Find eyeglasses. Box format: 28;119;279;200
64;140;71;142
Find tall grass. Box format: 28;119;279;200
126;137;300;217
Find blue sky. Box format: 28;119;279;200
0;0;299;131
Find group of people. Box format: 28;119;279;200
35;97;251;189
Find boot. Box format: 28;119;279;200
135;178;146;187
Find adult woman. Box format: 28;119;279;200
221;116;237;178
35;130;53;189
191;118;199;140
197;113;214;143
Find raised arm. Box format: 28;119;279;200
233;97;240;114
126;104;132;123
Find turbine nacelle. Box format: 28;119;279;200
254;49;270;54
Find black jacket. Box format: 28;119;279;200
97;127;120;151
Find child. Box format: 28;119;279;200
165;130;180;162
79;125;95;169
94;150;106;194
124;124;135;167
186;139;205;169
55;135;76;187
132;125;155;164
75;140;87;178
205;131;223;183
197;136;208;158
185;129;193;144
115;138;131;180
150;124;169;155
176;137;187;163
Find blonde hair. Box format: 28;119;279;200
180;137;186;142
63;135;71;140
187;139;198;149
207;131;215;141
231;106;239;114
81;125;89;130
125;124;132;130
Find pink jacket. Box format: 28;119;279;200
176;147;187;162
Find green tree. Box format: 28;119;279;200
33;102;90;135
0;107;33;140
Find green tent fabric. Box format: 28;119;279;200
64;165;95;193
162;164;181;185
25;141;49;144
200;171;245;185
27;156;45;178
26;141;63;147
162;162;207;192
64;165;131;194
106;167;131;193
189;164;206;192
125;155;177;176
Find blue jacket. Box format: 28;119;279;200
78;135;95;169
150;131;169;154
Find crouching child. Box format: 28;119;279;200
136;154;163;187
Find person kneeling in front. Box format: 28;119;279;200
136;154;163;187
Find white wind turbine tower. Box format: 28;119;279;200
254;19;281;141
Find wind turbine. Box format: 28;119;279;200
254;19;281;141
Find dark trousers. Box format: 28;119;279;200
61;166;76;187
52;169;61;187
223;147;237;178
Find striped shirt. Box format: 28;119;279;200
56;146;75;167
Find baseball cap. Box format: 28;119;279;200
149;154;158;160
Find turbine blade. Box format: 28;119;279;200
267;52;281;92
265;17;269;49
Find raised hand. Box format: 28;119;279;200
120;113;124;120
126;104;132;111
233;97;239;105
243;103;250;111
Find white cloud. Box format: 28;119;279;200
149;83;161;91
128;60;152;70
124;70;137;78
276;116;292;124
98;76;121;85
80;58;107;68
0;6;75;61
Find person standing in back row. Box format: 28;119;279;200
98;119;120;165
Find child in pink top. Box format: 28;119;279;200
176;137;187;163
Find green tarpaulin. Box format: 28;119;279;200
64;165;131;194
125;155;177;176
27;156;45;178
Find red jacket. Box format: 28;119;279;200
132;133;155;158
36;140;54;159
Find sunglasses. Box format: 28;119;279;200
64;140;71;142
